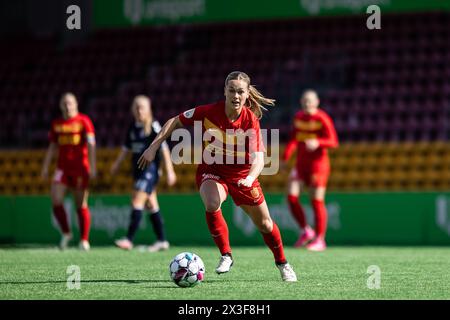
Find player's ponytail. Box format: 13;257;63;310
225;71;275;119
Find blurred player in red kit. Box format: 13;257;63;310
138;71;297;281
282;90;338;251
41;92;96;251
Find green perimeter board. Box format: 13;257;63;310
1;192;449;245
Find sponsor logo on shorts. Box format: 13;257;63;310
202;173;220;182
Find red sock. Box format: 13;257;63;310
77;207;91;241
53;205;70;234
287;195;308;229
311;199;328;238
261;222;287;264
206;209;231;255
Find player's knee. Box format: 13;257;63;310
258;218;273;233
131;200;145;210
204;198;221;212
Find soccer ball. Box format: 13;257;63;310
169;252;205;287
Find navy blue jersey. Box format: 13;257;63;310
123;120;168;179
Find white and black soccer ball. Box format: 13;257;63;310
169;252;205;287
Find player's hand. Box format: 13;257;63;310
137;145;157;170
166;171;177;187
90;167;97;179
305;139;319;152
237;175;255;188
40;167;49;180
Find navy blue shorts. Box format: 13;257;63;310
133;162;160;194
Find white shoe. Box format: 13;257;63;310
215;255;233;274
59;233;72;250
277;263;297;282
115;237;133;250
147;240;169;252
79;240;90;251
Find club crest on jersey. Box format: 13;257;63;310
183;108;195;119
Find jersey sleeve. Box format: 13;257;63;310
178;106;205;127
152;120;169;150
248;118;265;154
282;125;297;161
123;123;132;150
82;115;95;137
318;114;339;149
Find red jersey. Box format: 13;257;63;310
282;109;338;165
178;101;264;179
49;113;95;174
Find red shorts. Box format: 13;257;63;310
195;165;265;206
53;168;89;189
293;163;330;188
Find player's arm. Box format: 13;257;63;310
238;151;265;187
87;133;97;179
138;116;183;169
317;116;339;149
281;126;297;170
160;142;177;186
41;142;57;179
110;147;129;175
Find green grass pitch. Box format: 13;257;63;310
1;246;449;299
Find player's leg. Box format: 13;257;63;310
305;170;329;252
199;179;232;273
50;180;71;249
286;168;315;247
240;201;297;282
73;187;91;251
145;190;169;252
115;190;148;250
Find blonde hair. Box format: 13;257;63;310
225;71;275;119
132;95;153;135
60;92;78;107
302;89;319;100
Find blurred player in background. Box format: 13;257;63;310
138;71;297;282
282;90;338;251
111;95;176;252
41;92;96;251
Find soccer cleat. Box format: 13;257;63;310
59;233;72;250
79;240;90;251
215;255;233;274
277;263;298;282
115;237;133;250
294;226;316;248
306;237;327;252
147;240;170;252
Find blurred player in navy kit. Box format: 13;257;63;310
111;95;176;252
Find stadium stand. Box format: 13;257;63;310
0;11;449;194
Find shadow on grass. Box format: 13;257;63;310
1;278;264;287
0;279;171;285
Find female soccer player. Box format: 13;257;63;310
282;90;339;251
41;92;96;251
138;71;297;282
111;95;176;252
